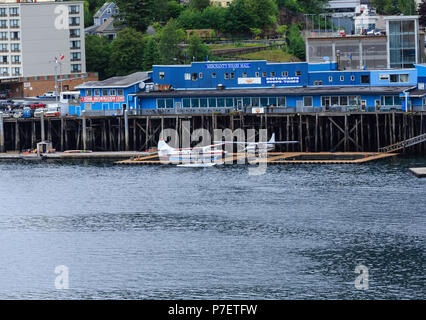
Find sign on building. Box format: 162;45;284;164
238;77;261;85
266;77;300;84
80;96;125;103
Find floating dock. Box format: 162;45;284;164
116;152;398;165
409;167;426;178
0;151;153;161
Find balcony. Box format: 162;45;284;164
11;61;20;65
70;46;81;50
71;58;81;62
69;33;80;38
71;69;82;73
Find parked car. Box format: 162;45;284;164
22;107;35;118
13;110;23;118
34;108;46;118
45;105;61;117
43;91;57;98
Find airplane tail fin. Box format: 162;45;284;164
269;133;276;144
158;137;174;154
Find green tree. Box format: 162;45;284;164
187;34;210;61
419;0;426;27
158;19;185;64
85;34;112;80
115;0;155;32
247;0;278;30
167;1;184;19
224;0;255;34
287;24;305;60
108;28;146;76
190;0;211;11
143;37;161;71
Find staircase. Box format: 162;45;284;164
379;133;426;153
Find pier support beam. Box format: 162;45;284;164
40;113;45;142
82;111;87;151
124;110;129;151
0;112;4;153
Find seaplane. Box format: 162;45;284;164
215;133;299;153
157;137;226;167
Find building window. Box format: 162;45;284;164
9;19;19;28
117;89;124;96
110;89;116;96
271;72;276;77
12;67;20;75
102;89;108;96
191;98;200;108
200;98;208;108
212;73;216;79
400;74;409;83
199;72;203;79
157;99;165;109
208;98;216;108
278;97;286;107
295;71;302;76
224;73;229;79
282;71;288;77
191;73;198;81
11;44;19;52
71;64;81;73
85;89;91;96
351;75;355;81
230;72;235;79
242;72;247;78
183;98;191;108
184;73;191;80
71;52;81;61
159;72;165;80
303;96;313;107
255;72;260;77
361;75;370;84
9;8;19;16
94;89;100;96
390;74;399;83
262;72;267;77
329;76;333;82
10;31;20;40
340;76;345;81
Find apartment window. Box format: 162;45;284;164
184;73;191;80
282;71;288;77
0;44;7;52
0;9;6;17
212;73;216;79
11;43;19;52
9;8;19;16
69;5;80;14
71;64;81;73
361;75;370;84
159;71;165;80
303;96;313;107
70;29;80;38
110;89;116;96
85;89;91;96
10;31;19;40
0;20;7;29
0;32;7;40
12;67;20;75
11;55;20;63
117;89;124;96
9;19;19;28
70;40;81;49
340;76;345;81
71;52;81;61
0;67;8;75
295;71;302;76
69;17;80;26
0;55;6;64
329;76;333;82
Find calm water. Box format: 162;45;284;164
0;157;424;300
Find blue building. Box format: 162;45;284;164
74;60;426;116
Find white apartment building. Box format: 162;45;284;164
0;0;86;81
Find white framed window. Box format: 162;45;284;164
282;71;288;77
329;76;333;82
159;72;165;80
351;75;355;81
94;89;100;96
295;71;302;76
340;76;345;81
184;73;191;80
303;96;313;107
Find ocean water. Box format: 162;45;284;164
0;157;424;299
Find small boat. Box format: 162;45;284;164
64;150;93;154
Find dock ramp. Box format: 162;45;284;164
379;133;426;153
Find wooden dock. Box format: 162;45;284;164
409;167;426;178
0;151;153;161
116;152;398;165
